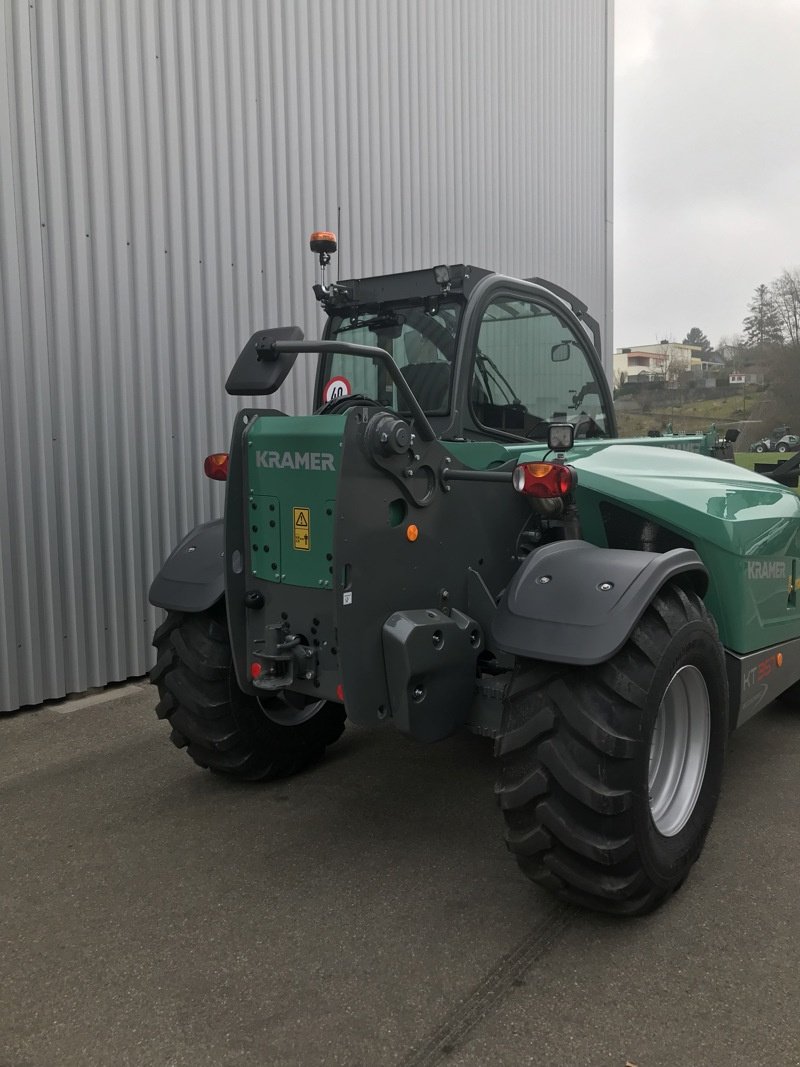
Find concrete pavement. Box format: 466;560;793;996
1;685;799;1066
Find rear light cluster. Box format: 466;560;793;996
204;453;229;481
512;462;574;498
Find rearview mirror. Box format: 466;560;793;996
225;326;303;395
551;342;572;362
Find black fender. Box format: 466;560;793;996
148;519;225;613
491;539;708;666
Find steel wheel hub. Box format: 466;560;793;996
648;664;711;837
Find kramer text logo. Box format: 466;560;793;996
747;560;786;581
255;450;335;472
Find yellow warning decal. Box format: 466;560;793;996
293;507;310;551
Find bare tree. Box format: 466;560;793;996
771;268;800;346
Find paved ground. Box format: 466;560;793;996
2;685;800;1067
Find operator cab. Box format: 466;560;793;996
311;238;615;443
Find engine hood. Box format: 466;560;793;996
569;442;800;555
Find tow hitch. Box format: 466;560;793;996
251;623;318;689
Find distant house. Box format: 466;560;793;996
613;342;701;387
700;351;725;373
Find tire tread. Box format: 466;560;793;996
151;608;345;781
495;584;726;916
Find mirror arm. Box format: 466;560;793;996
272;340;437;442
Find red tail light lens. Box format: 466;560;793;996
204;452;229;481
512;462;574;498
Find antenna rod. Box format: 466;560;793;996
337;204;341;281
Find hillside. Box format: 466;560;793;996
615;392;751;440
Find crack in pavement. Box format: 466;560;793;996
398;900;575;1067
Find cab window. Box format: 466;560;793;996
470;296;610;440
325;303;461;414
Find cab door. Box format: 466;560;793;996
454;279;615;443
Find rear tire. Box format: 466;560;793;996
151;605;345;780
495;584;728;916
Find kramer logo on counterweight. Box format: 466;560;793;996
255;450;335;471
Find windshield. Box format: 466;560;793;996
324;301;463;414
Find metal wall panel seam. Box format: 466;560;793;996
97;0;141;668
0;3;25;710
604;0;614;369
292;0;318;405
156;0;190;536
22;0;69;703
236;0;262;377
56;0;98;691
119;1;160;656
79;0;118;680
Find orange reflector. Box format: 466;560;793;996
512;462;574;498
336;683;345;702
204;452;229;481
406;524;419;542
250;662;262;679
777;652;784;667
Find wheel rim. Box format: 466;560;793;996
258;694;326;726
648;665;711;837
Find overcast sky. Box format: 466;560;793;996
614;0;800;350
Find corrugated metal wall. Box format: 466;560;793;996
1;0;612;711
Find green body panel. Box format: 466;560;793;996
245;415;345;589
447;434;800;655
568;444;800;654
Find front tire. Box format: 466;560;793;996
151;606;346;780
495;584;728;916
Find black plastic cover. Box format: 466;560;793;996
382;608;483;742
492;540;708;666
149;519;225;612
225;326;303;395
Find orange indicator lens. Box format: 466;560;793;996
406;524;419;542
204;452;229;481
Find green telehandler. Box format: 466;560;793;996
150;232;800;915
